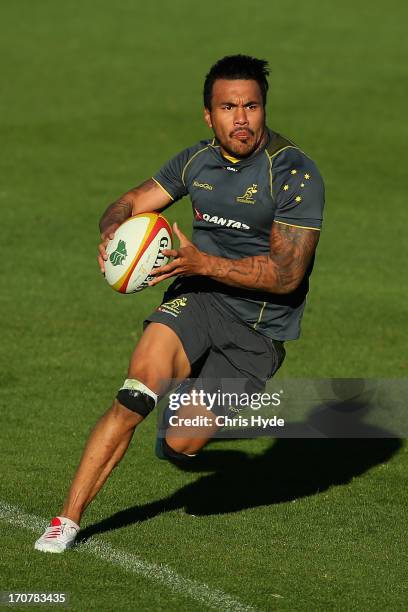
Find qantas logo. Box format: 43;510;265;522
194;208;250;230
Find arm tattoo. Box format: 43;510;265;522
207;223;320;294
99;179;157;235
99;199;132;234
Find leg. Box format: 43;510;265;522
159;331;285;459
164;402;220;456
159;366;225;460
60;323;190;526
60;403;143;525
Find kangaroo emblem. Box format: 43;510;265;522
158;296;188;316
236;184;258;204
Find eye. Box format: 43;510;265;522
246;104;258;110
222;104;233;110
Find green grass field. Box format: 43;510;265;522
1;1;407;610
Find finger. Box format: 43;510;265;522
148;269;179;286
161;248;179;258
100;223;119;241
98;242;109;261
98;254;106;274
173;222;189;247
150;259;180;276
100;234;115;250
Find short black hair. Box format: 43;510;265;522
203;54;269;110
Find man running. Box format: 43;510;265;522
35;54;324;552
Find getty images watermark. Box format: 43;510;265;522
160;384;285;433
157;378;408;438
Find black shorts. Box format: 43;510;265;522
144;282;286;412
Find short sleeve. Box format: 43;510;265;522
153;146;197;202
272;148;325;230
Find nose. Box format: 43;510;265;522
233;106;248;125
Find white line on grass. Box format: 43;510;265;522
0;501;257;612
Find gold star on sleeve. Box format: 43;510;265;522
304;173;311;180
290;169;297;175
283;184;289;191
295;195;302;203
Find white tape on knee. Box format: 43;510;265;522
120;379;158;406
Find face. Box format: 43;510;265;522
204;79;266;158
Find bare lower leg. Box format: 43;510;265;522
59;323;190;526
60;402;143;525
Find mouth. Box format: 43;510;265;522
231;129;253;141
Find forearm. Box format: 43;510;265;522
99;198;133;235
148;215;319;292
99;179;172;235
204;253;295;294
203;223;318;294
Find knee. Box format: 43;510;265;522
165;437;187;454
128;354;171;394
115;378;158;420
128;360;157;391
155;436;197;462
164;435;199;456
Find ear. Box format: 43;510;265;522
204;107;212;129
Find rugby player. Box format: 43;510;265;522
35;54;324;552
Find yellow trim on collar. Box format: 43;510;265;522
222;153;241;164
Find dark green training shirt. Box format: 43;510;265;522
153;128;325;341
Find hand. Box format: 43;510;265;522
98;223;120;274
148;222;208;286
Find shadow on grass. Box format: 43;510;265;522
78;398;402;544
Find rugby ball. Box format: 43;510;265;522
104;213;173;293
